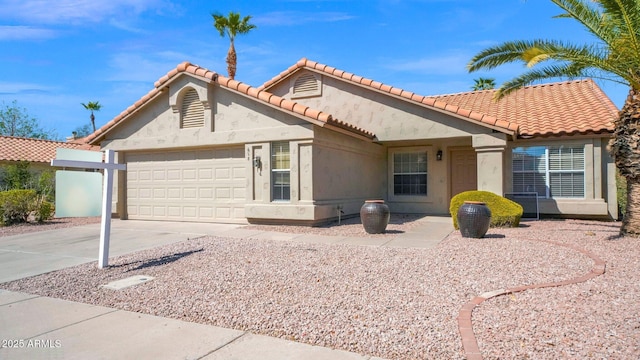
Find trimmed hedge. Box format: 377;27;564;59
449;190;523;229
0;189;54;226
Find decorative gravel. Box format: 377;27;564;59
244;213;425;237
2;219;639;359
0;216;101;237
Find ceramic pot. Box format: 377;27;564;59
360;200;390;234
457;201;491;238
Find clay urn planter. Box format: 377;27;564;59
360;200;390;234
457;201;491;238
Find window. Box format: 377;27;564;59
271;141;290;201
180;88;205;128
393;152;427;196
512;146;585;198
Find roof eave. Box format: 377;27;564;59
294;64;519;136
87;71;218;146
87;87;168;146
517;129;614;140
220;83;376;141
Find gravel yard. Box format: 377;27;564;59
1;218;639;359
0;216;101;237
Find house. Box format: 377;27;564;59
0;135;99;183
85;59;619;225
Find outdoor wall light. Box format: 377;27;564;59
253;156;262;169
436;150;443;161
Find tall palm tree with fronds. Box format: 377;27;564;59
472;77;496;90
81;101;102;133
212;11;256;80
467;0;640;236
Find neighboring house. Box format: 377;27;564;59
0;136;99;181
85;59;619;225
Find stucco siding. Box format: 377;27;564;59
271;70;495;141
101;83;314;152
385;139;472;215
312;129;385;218
244;127;384;224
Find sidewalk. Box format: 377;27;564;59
0;217;453;360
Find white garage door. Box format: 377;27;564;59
126;147;246;223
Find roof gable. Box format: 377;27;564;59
0;136;99;164
86;62;375;145
260;58;519;136
261;58;619;138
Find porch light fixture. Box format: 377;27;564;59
253;156;262;169
436;150;443;161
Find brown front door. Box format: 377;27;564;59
450;148;477;198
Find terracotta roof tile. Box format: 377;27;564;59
86;62;375;144
0;136;100;163
380;84;392;93
261;59;618;137
259;58;520;134
246;87;260;98
429;79;618;137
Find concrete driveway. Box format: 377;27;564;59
0;220;242;283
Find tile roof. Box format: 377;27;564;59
0;136;99;164
86;62;375;145
429;79;618;138
261;58;619;138
260;58;519;135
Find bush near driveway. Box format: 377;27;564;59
0;189;54;226
450;190;523;229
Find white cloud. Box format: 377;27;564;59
0;25;58;40
253;11;355;26
0;0;177;25
0;81;57;95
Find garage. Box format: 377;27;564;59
125;147;247;223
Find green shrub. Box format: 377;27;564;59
1;162;34;190
0;163;55;201
449;190;523;229
0;189;54;226
0;189;37;226
34;200;55;223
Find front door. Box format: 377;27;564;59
450;148;477;198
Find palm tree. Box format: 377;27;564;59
81;101;102;133
467;0;640;236
212;11;256;80
472;77;496;91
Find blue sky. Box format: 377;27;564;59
0;0;629;140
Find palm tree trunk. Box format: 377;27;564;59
612;88;640;236
90;112;96;132
226;41;237;80
622;178;640;235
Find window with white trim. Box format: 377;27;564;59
393;152;427;196
271;141;290;201
512;146;585;198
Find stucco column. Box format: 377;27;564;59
472;133;508;195
115;151;126;219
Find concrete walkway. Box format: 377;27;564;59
0;217;453;360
